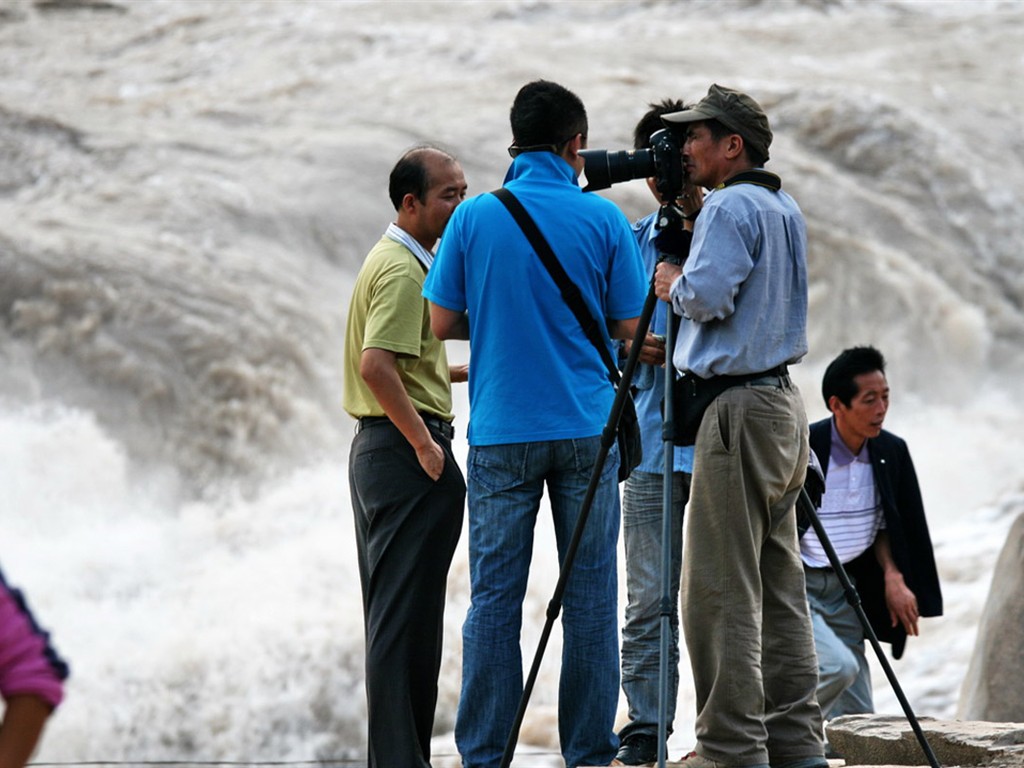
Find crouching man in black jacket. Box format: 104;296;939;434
801;346;942;721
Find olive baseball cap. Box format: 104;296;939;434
662;84;772;162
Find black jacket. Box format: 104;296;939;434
806;418;943;659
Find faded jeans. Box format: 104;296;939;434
620;470;691;741
805;567;874;719
455;436;621;768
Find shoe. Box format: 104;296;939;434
666;752;726;768
615;732;660;766
667;752;768;768
772;757;829;768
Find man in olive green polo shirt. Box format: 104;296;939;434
343;145;467;768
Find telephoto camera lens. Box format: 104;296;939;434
579;148;656;192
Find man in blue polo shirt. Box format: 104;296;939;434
425;80;646;768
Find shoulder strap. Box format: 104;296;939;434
720;169;782;191
492;187;621;385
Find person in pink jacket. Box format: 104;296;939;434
0;567;68;768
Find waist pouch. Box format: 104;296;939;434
616;389;643;482
671;366;788;446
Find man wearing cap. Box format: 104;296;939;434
654;85;826;768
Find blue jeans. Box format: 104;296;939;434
620;470;690;742
456;437;621;768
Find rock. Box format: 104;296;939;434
959;512;1024;722
826;714;1024;766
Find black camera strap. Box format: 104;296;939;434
491;187;621;387
719;168;782;191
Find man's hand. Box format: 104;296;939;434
874;531;920;635
414;437;446;481
634;333;667;366
449;363;469;383
654;261;682;302
885;570;920;636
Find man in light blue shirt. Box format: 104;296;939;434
616;99;701;767
654;85;825;768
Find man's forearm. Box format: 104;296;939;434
430;303;470;340
0;695;51;768
360;347;445;480
608;316;640;341
873;531;900;575
360;349;433;450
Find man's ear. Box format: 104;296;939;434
563;132;584;161
401;192;420;215
827;394;843;415
723;133;745;160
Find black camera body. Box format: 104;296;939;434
580;128;684;202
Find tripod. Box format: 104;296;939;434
654;211;685;768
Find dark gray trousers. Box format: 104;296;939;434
349;420;466;768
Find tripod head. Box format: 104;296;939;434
654;200;690;267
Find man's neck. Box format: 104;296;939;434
713;161;757;189
394;220;435;251
835;420;866;456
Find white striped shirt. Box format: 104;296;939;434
801;422;884;567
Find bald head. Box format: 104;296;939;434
391;146;467;249
389;146;459;211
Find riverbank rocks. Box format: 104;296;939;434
959;511;1024;722
827;714;1024;766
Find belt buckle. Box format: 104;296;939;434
436;419;454;440
421;414;454;440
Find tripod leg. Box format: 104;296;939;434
797;489;941;768
655;285;677;768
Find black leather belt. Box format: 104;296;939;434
702;364;790;389
356;413;454;440
804;564;835;573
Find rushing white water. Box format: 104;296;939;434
1;0;1023;764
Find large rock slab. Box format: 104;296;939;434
827;714;1024;766
959;512;1024;722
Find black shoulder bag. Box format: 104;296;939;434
492;187;642;482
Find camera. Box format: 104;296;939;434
580;128;684;202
